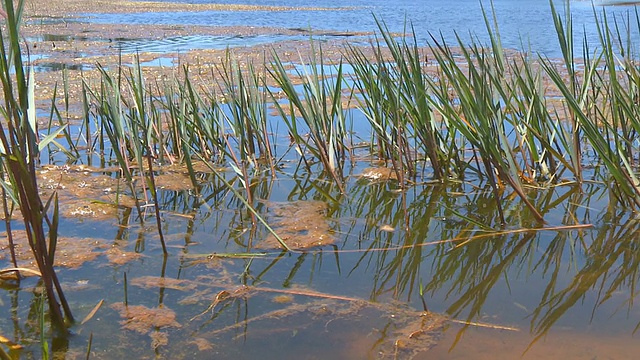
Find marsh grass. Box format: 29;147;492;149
268;42;351;191
45;79;81;162
542;1;640;207
427;13;546;223
85;64;146;217
216;51;274;169
53;0;640;229
348;18;456;183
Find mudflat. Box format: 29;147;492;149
14;0;378;117
25;0;342;17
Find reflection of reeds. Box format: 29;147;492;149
530;211;640;349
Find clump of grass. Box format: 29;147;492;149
427;4;544;224
213;53;277;228
268;42;351;191
85;58;177;249
348;18;456;183
542;0;640;207
215;51;274;169
84;63;146;218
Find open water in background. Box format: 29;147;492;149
84;0;640;57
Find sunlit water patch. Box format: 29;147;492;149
81;0;640;57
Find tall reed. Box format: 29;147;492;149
348;18;454;182
268;42;351;191
85;64;147;217
215;52;274;168
542;1;640;207
0;0;73;330
427;7;545;223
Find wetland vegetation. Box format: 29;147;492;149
1;0;640;358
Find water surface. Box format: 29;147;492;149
1;1;640;359
83;0;640;56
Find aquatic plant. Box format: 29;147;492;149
348;18;454;183
268;42;351;191
215;51;274;169
84;64;146;218
542;1;640;207
427;6;545;224
0;0;73;331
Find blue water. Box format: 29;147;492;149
83;0;640;56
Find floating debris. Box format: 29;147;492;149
35;163;211;220
0;230;108;270
61;279;100;292
197;296;447;359
360;167;399;181
38;166;133;220
150;331;169;350
272;294;295;304
153;173;193;192
256;200;335;250
188;337;214;351
111;303;182;334
104;246;144;266
379;224;395;232
130;276;198;291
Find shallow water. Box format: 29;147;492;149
82;0;640;57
